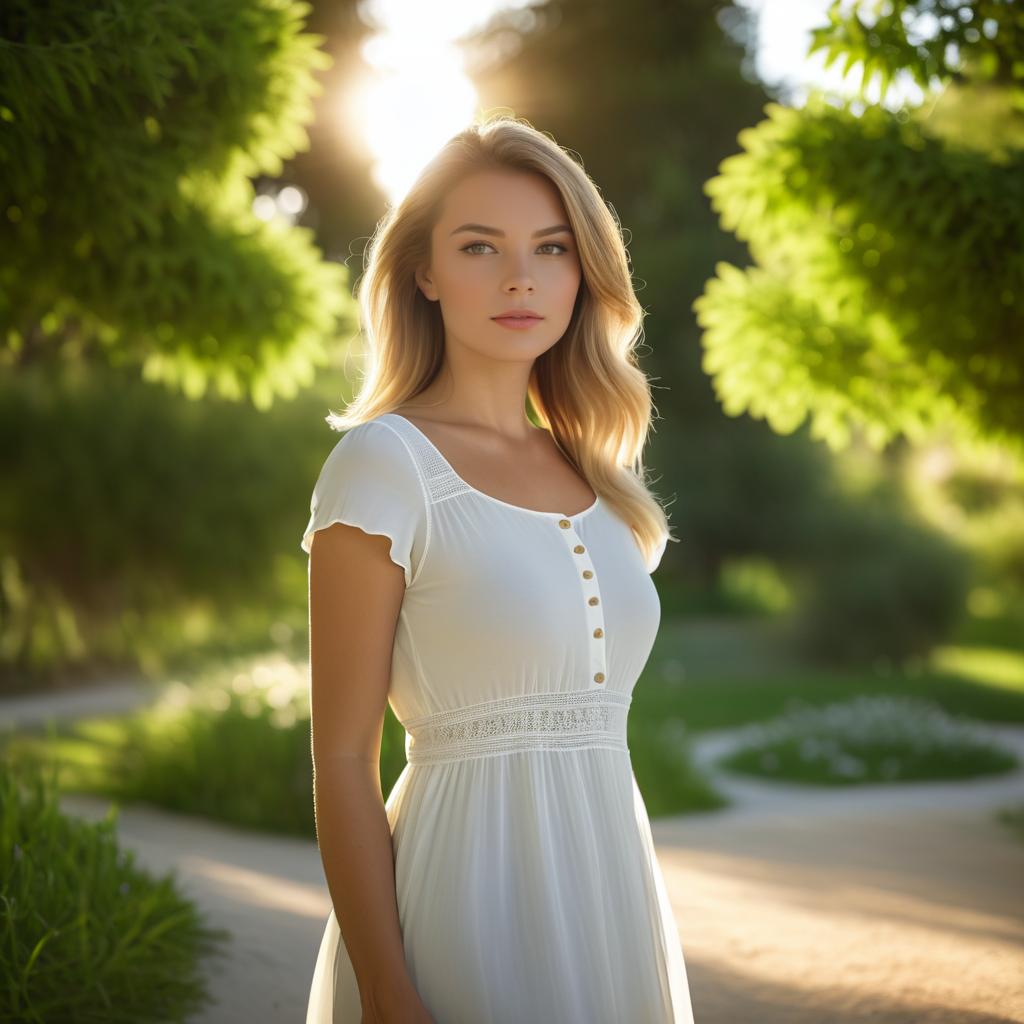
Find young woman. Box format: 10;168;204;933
302;115;694;1024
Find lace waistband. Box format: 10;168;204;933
403;689;632;766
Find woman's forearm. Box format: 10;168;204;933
312;754;413;1005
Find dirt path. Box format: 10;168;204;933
659;724;1024;1022
12;681;1024;1022
653;794;1024;1022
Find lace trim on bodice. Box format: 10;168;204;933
378;413;474;505
403;689;631;766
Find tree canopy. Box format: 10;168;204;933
693;0;1024;459
0;0;351;407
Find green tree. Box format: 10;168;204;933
693;0;1024;459
0;0;351;408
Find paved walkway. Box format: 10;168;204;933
8;681;1024;1022
0;677;165;733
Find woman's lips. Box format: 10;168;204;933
492;315;544;330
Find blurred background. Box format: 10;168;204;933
2;1;1023;1021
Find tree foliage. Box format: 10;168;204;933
807;0;1024;106
0;0;351;407
693;0;1024;458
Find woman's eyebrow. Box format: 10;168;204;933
449;223;574;238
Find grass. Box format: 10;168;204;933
996;802;1024;841
0;758;229;1023
635;616;1024;734
627;714;726;817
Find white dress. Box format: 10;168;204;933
302;412;695;1024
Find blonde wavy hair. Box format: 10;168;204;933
326;114;675;571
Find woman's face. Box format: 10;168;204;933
416;168;583;362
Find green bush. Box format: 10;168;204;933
0;359;339;692
85;656;408;837
788;501;971;666
0;757;228;1023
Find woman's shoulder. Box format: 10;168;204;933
309;416;427;508
325;415;416;469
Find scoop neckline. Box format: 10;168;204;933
381;412;600;520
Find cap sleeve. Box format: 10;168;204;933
300;420;429;587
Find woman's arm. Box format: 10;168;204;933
308;521;431;1022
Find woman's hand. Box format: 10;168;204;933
360;979;436;1023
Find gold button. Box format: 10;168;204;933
582;570;593;579
593;628;604;638
559;519;571;529
588;596;599;606
574;544;585;554
594;672;605;683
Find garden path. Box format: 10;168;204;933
6;681;1023;1022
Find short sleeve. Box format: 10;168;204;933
300;420;428;587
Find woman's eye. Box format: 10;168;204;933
461;241;569;255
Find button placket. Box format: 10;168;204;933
557;517;606;687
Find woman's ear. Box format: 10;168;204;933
415;265;438;302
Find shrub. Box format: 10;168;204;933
100;654;406;837
788;506;971;666
0;757;228;1023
